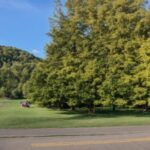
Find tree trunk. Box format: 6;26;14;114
71;106;76;111
143;101;149;112
88;105;95;114
112;104;116;112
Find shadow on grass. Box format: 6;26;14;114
54;108;150;120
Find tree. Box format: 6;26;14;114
25;0;150;112
132;39;150;110
0;46;40;99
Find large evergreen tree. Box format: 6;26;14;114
25;0;150;112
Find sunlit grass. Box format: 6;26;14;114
1;99;150;128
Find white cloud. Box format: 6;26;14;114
0;0;39;12
32;49;40;55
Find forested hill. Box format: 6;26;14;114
0;46;40;99
0;46;40;67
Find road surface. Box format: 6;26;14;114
1;126;150;150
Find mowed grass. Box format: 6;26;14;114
1;99;150;128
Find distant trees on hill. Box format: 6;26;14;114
0;46;40;99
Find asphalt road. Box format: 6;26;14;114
1;126;150;150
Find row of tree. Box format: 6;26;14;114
24;0;150;112
0;46;40;99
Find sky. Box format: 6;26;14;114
0;0;150;58
0;0;66;58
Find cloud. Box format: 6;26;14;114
0;0;39;12
32;49;41;55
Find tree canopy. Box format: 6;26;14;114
0;46;40;99
24;0;150;112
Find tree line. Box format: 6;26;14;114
0;46;40;99
24;0;150;112
3;0;150;112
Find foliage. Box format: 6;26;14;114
25;0;150;112
0;46;40;99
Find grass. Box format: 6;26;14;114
1;99;150;128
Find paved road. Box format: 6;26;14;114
1;126;150;150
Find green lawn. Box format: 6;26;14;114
1;99;150;128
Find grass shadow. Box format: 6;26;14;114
55;108;150;120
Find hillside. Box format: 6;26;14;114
0;46;40;66
0;46;40;99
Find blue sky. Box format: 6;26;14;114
0;0;149;58
0;0;66;58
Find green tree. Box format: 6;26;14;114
132;39;150;110
0;46;40;99
25;0;150;112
